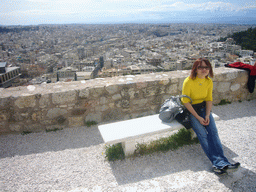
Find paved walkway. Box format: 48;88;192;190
0;100;256;191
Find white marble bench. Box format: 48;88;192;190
98;113;220;156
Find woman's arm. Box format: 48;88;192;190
204;101;212;125
205;101;212;116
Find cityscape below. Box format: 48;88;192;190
0;23;255;88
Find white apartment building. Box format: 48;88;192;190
0;62;21;88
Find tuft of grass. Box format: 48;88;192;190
105;143;125;161
104;128;199;161
21;131;32;135
46;128;63;132
85;120;97;127
216;99;231;106
135;128;199;156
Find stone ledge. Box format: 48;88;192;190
0;67;255;134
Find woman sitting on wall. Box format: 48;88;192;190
181;58;240;175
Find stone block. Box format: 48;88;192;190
0;97;9;108
217;82;231;93
169;77;179;84
41;120;53;125
132;98;148;107
109;103;115;108
121;87;135;99
141;86;159;97
159;79;170;85
68;116;84;127
21;112;29;117
136;82;148;89
79;88;90;98
226;71;239;81
230;84;240;92
25;124;44;132
213;82;218;91
71;108;87;116
105;84;118;95
9;124;22;132
55;115;66;124
59;105;68;108
31;111;43;122
167;84;178;94
156;86;166;95
95;105;109;112
14;95;36;108
236;73;248;83
47;108;68;119
112;94;122;100
39;94;50;108
100;97;108;104
85;100;99;108
85;112;102;123
178;77;186;91
0;113;7;121
0;122;8;134
116;99;130;108
90;87;105;97
52;90;76;105
214;74;225;82
102;109;123;122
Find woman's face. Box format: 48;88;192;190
197;61;210;78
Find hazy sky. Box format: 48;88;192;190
1;0;256;25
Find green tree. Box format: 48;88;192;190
228;27;256;52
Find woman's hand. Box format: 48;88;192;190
184;102;210;126
204;115;210;125
198;115;210;126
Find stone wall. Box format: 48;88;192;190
0;67;255;134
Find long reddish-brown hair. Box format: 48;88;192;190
190;58;214;79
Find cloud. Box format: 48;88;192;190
192;2;238;12
141;1;255;13
1;0;256;25
16;1;256;15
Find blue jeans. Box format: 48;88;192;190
190;107;231;169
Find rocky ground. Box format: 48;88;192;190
0;99;256;192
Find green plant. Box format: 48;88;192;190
105;143;125;161
217;99;231;106
46;128;63;132
135;128;198;156
85;120;97;127
104;128;199;161
21;131;32;135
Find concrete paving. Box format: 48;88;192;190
0;100;256;192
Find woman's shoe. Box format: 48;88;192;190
212;167;227;175
223;162;240;173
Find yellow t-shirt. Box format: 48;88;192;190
181;76;213;104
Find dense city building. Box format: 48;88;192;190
0;62;21;88
0;23;255;87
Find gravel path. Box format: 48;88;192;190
1;99;256;192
